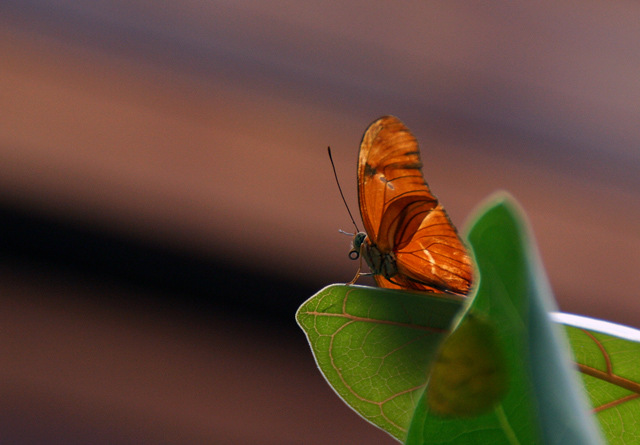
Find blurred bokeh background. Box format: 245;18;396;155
1;1;639;443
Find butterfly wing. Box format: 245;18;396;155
357;116;437;249
373;273;443;293
357;116;472;295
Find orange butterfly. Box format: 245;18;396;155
349;116;473;295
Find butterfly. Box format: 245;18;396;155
348;116;473;295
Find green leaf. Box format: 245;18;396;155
406;193;604;444
425;313;509;418
296;284;464;442
554;314;640;444
297;192;608;444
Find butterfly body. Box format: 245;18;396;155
352;234;398;280
349;116;473;295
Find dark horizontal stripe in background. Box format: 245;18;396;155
0;204;314;329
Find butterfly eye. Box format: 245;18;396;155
349;233;367;260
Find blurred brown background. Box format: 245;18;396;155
1;1;639;443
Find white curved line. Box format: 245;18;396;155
551;312;640;342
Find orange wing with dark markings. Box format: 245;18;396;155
356;116;473;295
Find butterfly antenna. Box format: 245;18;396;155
328;146;360;233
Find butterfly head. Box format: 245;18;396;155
349;232;367;260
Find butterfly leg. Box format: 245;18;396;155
348;265;361;284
